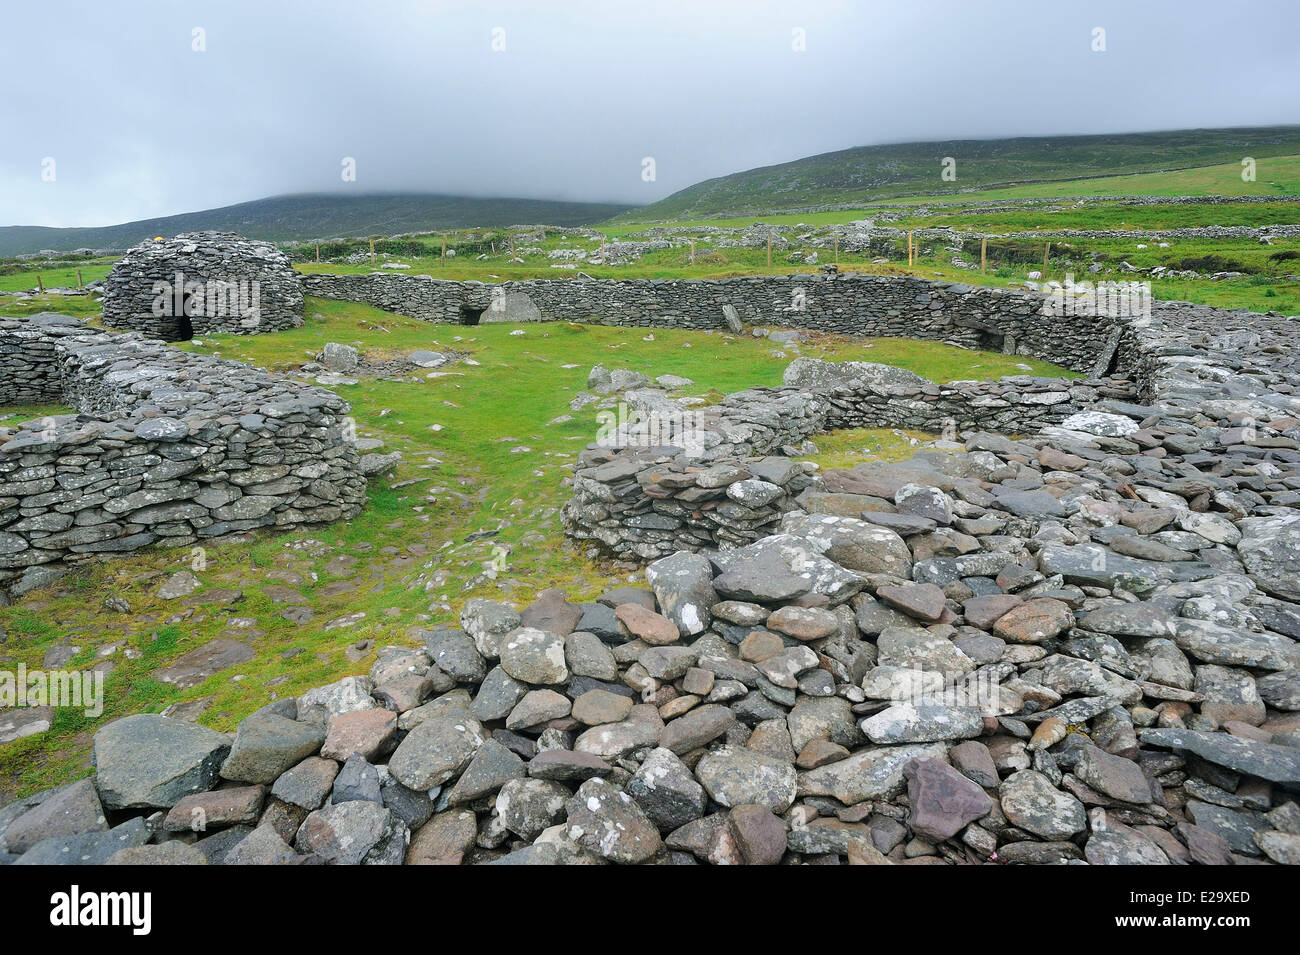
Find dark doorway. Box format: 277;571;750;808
159;292;194;341
459;304;486;326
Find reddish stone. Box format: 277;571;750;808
727;804;787;865
321;709;397;761
903;757;992;841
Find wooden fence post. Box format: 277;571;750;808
441;236;447;267
980;237;987;273
1043;242;1050;277
369;238;375;268
907;232;914;267
833;233;839;265
766;232;772;269
36;273;43;292
315;244;320;263
77;269;83;289
689;240;695;266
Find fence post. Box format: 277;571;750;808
766;232;772;269
369;238;375;268
441;236;447;267
77;269;83;288
980;237;987;273
1043;242;1050;277
315;244;320;263
36;273;43;292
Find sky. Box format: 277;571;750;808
2;0;1298;227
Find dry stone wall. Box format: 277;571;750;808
0;312;365;594
301;272;1117;374
103;232;304;340
562;362;1139;562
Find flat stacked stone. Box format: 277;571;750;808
103;231;303;337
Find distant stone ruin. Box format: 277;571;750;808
102;231;304;340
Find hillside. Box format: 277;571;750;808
0;193;634;257
615;125;1300;222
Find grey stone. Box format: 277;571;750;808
94;714;231;810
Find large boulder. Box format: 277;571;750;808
481;291;543;324
778;513;912;578
93;715;231;810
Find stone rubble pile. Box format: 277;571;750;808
6;419;1298;863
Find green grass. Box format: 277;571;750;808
0;292;103;319
882;198;1300;233
894;155;1300;204
613;129;1300;222
0;403;77;427
0;296;1066;798
797;428;937;471
0;264;110;293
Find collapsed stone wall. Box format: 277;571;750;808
562;364;1138;562
103;232;304;340
0;313;366;594
563;288;1300;565
301;272;1116;374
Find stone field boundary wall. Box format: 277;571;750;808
0;312;366;595
301;272;1120;375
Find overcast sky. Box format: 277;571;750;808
2;0;1297;227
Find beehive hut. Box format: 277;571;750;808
102;231;304;340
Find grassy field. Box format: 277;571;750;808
614;129;1300;222
0;296;1068;798
0;263;112;293
895;155;1300;204
8;228;1294;318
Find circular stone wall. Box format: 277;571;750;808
102;231;304;340
0;312;366;596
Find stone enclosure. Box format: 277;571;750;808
103;232;304;340
3;267;1300;866
302;271;1119;374
0;312;366;595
